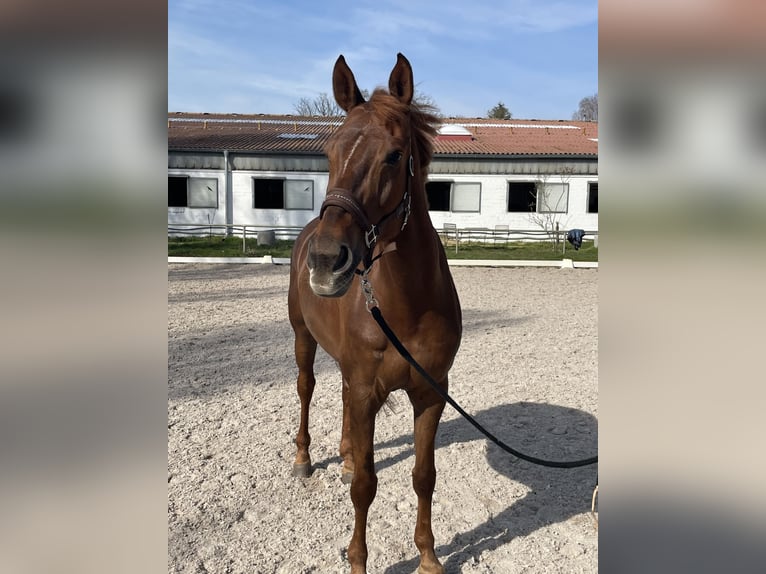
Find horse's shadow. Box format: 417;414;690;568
370;401;599;573
310;401;597;572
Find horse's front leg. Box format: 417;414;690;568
346;385;383;574
292;326;317;477
408;380;447;574
339;377;355;484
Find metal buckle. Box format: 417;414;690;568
365;224;378;248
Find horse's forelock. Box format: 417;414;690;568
367;89;440;169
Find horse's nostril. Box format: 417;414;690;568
332;245;350;273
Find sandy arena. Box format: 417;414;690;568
168;263;598;573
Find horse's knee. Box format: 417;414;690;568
296;373;315;395
340;452;355;484
412;466;436;498
350;470;378;508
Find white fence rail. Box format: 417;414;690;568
438;225;599;254
168;223;598;254
168;224;304;252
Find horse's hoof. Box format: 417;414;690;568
341;470;354;484
292;462;311;478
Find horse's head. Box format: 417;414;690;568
307;53;417;297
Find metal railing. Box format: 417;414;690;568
168;223;598;254
438;225;599;254
168;223;304;253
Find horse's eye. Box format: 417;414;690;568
385;151;403;165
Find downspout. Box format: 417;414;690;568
224;150;233;236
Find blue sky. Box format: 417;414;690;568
168;0;597;119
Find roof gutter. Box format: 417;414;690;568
168;149;596;160
433;153;597;160
168;147;328;157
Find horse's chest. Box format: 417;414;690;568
349;323;451;387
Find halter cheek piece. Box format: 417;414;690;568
319;154;414;260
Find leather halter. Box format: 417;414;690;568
319;154;414;267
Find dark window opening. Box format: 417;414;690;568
253;178;285;209
426;181;451;211
168;176;188;207
588;182;598;213
507;182;537;212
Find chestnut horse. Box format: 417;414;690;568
288;54;462;574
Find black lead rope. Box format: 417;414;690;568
369;306;598;469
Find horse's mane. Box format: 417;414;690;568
367;88;441;169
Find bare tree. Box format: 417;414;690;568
293;88;440;117
293;92;344;117
412;89;442;116
527;168;574;250
572;94;598;121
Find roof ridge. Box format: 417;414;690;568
169;117;344;127
444;122;581;130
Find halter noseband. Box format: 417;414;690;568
319;154;414;256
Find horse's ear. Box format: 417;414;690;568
333;55;366;113
388;53;414;105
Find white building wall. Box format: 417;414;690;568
566;177;599;232
230;170;328;228
167;167;597;235
167;169;227;226
427;173;598;233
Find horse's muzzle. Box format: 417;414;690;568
307;239;358;297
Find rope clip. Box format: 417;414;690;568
359;268;378;312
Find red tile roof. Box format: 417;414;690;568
168;113;597;157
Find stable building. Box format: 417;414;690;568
167;113;598;238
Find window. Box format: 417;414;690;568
538;182;569;213
168;176;218;208
189;178;218;208
253;178;284;208
425;181;481;213
507;181;569;213
587;182;598;213
253;178;314;210
168;176;187;207
285;180;314;210
452;182;481;212
425;181;451;211
507;181;537;212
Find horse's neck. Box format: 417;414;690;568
381;198;445;278
375;174;442;268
